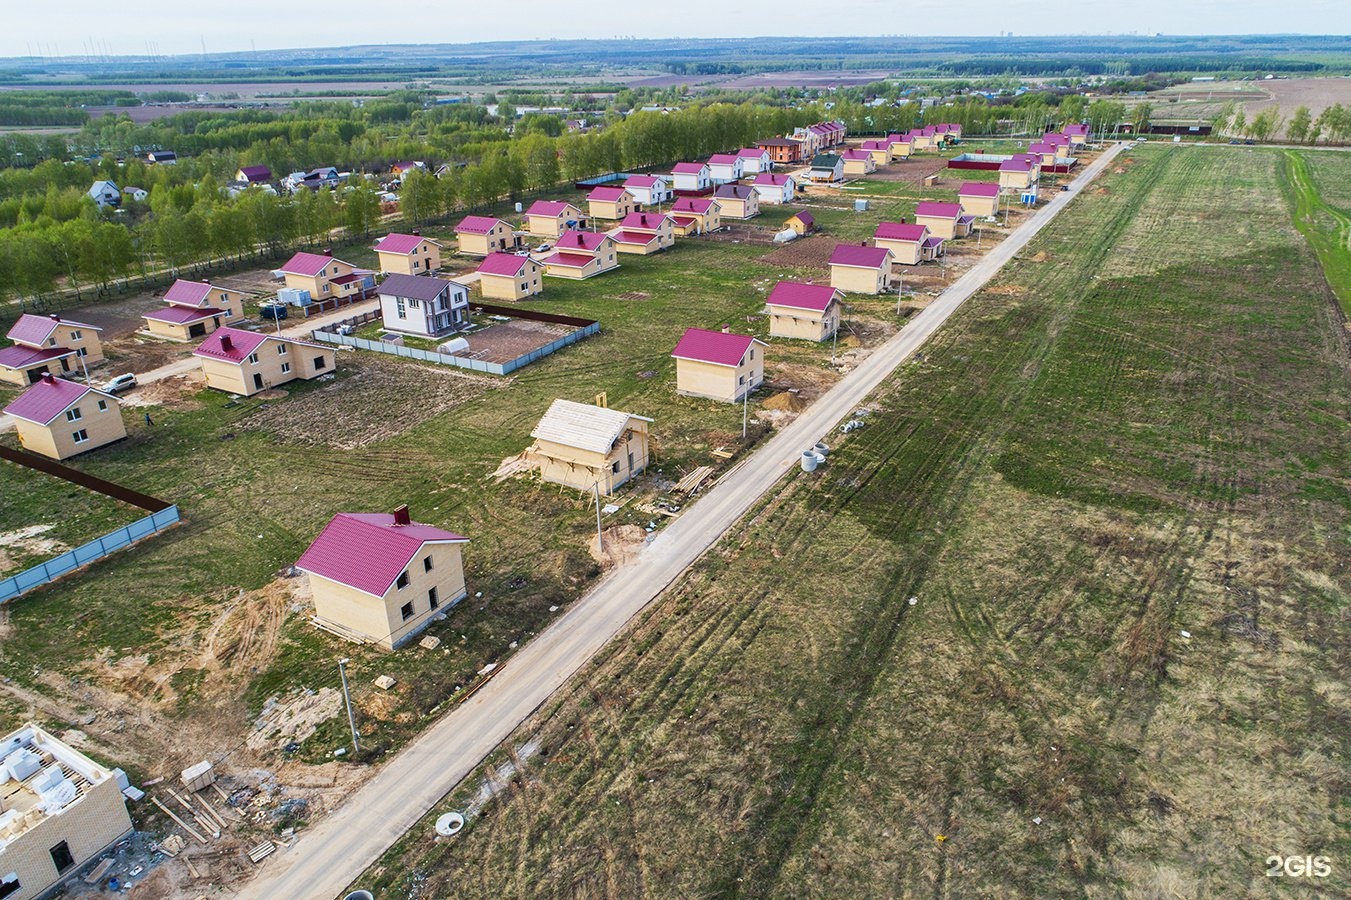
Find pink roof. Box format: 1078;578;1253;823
7;314;100;347
527;200;578;217
672;197;715;214
556;230;609;252
619;212;672;231
1000;159;1035;173
476;252;532;277
766;281;840;313
707;154;739;166
922;125;937;135
671;215;699;228
280;252;339;277
624;174;664;189
787;210;814;227
192;326;270;363
587;186;630;202
0;345;73;370
456;215;506;234
671;327;760;367
330;273;364;286
841;150;872;160
915;201;963;219
296;511;468;597
144;306;222;324
1064;123;1090;135
886;133;904;142
830;244;891;269
1042;133;1070;144
808;125;830;135
543;252;596;269
874;222;928;242
3;375;109;425
1028;142;1057;154
736;148;767;159
163;279;217;306
671;162;707;175
375;233;437;255
959;182;1000;198
611;230;659;246
754;173;792;186
923;236;945;249
860;140;889;151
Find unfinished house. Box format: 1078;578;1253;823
0;723;135;899
527;399;653;496
3;374;126;461
297;506;470;650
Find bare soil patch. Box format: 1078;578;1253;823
462;318;574;365
758;234;837;269
589;524;648;569
862;157;949;184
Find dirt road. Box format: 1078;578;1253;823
235;144;1124;900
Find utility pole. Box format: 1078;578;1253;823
895;268;904;315
742;385;748;438
592;481;603;554
338;658;359;753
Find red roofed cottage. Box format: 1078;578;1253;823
672;327;766;403
586;186;636;221
297;505;469;650
765;281;843;342
830;243;894;295
455;216;514;256
525;200;585;239
374;232;443;276
476;253;544;300
3;373;126;460
1;315;104;385
957;182;1001;217
192;327;336;396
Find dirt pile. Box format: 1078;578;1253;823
589;524;648;569
247;688;344;752
762;391;807;413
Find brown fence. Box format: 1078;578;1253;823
0;445;172;512
468;302;599;329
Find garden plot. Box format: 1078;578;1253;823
459;317;575;365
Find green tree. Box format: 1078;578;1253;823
1286;106;1312;144
343;179;382;237
400;169;440;225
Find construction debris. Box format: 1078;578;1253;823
151;796;209;845
248;840;276;864
373;675;397;690
158;834;187;857
181;760;216;792
419;635;442;650
671;466;714;495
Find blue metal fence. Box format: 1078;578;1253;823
0;506;181;603
311;321;600;375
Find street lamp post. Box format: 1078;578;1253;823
338;657;359;754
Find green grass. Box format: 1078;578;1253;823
355;145;1351;898
1280;149;1351;316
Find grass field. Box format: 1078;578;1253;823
356;145;1351;897
1283;149;1351;316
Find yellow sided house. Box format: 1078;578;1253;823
585;186;636;221
829;243;894;295
373;232;443;275
525;200;585;238
914;201;974;240
454;216;515;256
526;399;653;496
957;182;1001;217
712;183;760;219
1;315;104;386
670;197;721;236
143;279;243;340
874;221;941;265
475;253;544;300
0;723;135;900
277;252;372;301
3;373;126;461
541;230;619;279
192;327;336;396
609;212;676;255
840;149;877;176
672;327;766;403
766;281;843;342
297;505;469;650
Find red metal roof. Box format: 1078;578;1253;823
611;230;659;246
714;184;754;200
671;215;699;228
923;236;946;249
875;222;929;242
671;162;708;175
916;201;963;219
671;327;761;367
707;154;739;166
619;212;672;231
1063;123;1090;136
754;173;792;187
527;200;578;217
476;252;532;276
1028;142;1057;154
375;233;438;255
7;314;100;347
959;182;1000;198
830;244;892;269
624;174;664;188
786;210;814;227
280;252;341;277
0;345;73;370
766;281;840;313
144;306;222;324
860;140;890;150
456;215;506;234
163;279;215;306
296;512;468;597
3;375;111;425
736;148;767;158
672;197;715;214
192;326;270;363
543;252;596;269
841;150;872;160
556;230;609;252
587;186;630;202
1000;159;1035;172
329;273;364;286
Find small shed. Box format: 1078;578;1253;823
783;210;815;236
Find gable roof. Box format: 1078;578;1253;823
542;252;597;269
375;233;440;255
587;186;630;203
556;230;611;252
959;182;1000;198
7;314;101;347
191;326;272;363
297;512;468;597
1063;123;1090;135
809;154;842;168
672;197;716;214
0;345;74;370
619;212;673;231
1028;142;1058;154
624;174;666;189
476;252;533;277
3;375;115;426
238;165;272;182
840;150;873;161
736;148;768;158
526;200;579;217
611;230;660;246
757;138;801;147
671;162;708;175
456;215;508;234
874;222;929;242
754;173;793;187
163;279;216;307
378;273;457;302
830;244;892;269
999;158;1035;172
531;399;651;455
144;305;223;325
915;201;963;219
766;281;840;313
707;154;740;166
280;252;349;277
785;210;814;227
714;184;754;201
671;328;762;368
859;140;890;150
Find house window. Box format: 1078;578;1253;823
50;841;75;874
314;356;327;370
247;353;259;364
98;399;108;411
73;429;89;443
0;873;20;899
611;461;621;474
395;298;407;319
70;330;82;340
76;347;88;358
423;556;433;573
428;587;439;610
409;299;420;309
281;362;291;374
400;601;414;621
396;571;410;589
322;284;331;294
47;338;56;347
66;407;82;422
739;374;746;385
277;344;288;354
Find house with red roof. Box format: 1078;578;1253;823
887;133;914;159
622;174;672;207
751;172;796;205
235;165;272;185
389;160;427;180
3;373;125;460
297;505;469;650
374;232;443;276
874;222;940;265
586;186;636;221
672;327;766;403
998;155;1039;190
192;327;336;396
757;137;804;165
541;230;619;279
143;279;243;341
830;243;895;295
1062;123;1090;145
915;201;974;240
736;148;772;174
765;281;843;342
670;196;722;236
525;200;585;238
841;149;877;177
783;210;815;235
378;274;469;338
526;399;653;495
1027;141;1060;166
908;128;934;151
713;184;760;220
454;215;515;256
476;253;544;300
608;212;675;256
670;162;711;193
1;315;104;385
706;154;743;185
958;182;1001;217
277;252;372;302
859;139;892;166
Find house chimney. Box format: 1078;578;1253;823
721;324;731;333
392;504;411;526
219;334;233;351
203;278;211;285
39;371;55;384
49;314;61;322
412;229;421;237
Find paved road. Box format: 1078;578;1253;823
234;143;1125;900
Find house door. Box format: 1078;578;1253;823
189;323;207;338
58;358;70;372
253;373;264;390
26;367;43;384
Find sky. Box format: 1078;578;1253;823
8;0;1351;58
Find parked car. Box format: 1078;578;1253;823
258;301;288;321
102;373;137;394
533;243;552;253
